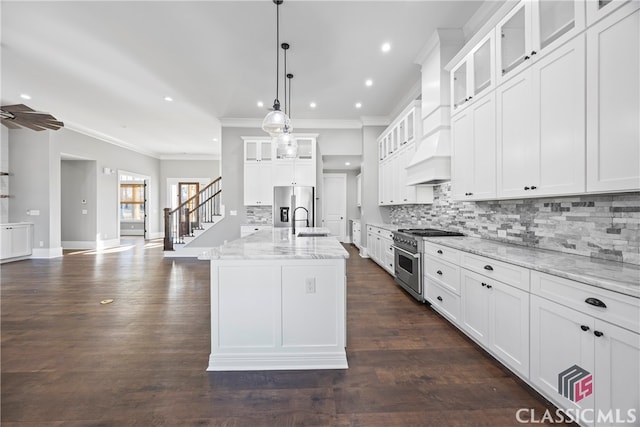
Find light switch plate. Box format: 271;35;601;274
305;277;316;294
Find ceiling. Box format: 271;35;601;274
1;1;490;160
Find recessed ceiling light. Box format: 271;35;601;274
365;79;373;87
355;102;362;109
20;94;31;100
310;102;316;108
164;96;173;102
345;162;351;166
381;42;391;53
257;101;264;108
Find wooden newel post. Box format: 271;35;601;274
163;208;173;251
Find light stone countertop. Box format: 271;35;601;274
423;236;640;298
209;227;349;260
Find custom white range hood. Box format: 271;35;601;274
406;29;464;186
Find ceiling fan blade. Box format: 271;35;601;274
3;104;35;113
1;104;64;131
0;119;22;129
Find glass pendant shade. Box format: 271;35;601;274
262;108;290;137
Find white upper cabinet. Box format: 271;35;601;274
497;35;586;198
243;137;273;205
245;139;272;162
452;92;497;201
586;2;640;192
272;136;317;187
586;0;631;26
451;31;496;115
497;0;585;85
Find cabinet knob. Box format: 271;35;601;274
524;55;530;60
483;265;494;271
437;249;443;255
486;284;493;289
531;185;537;190
594;330;604;337
481;282;487;287
468;96;473;100
437;296;443;302
580;325;590;332
436;270;443;276
524;186;530;190
531;50;537;56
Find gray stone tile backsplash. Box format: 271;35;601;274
245;205;273;224
389;183;640;265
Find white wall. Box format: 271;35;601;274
360;125;388;249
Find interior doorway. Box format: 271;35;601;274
322;173;347;242
118;171;149;240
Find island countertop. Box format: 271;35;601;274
209;227;349;260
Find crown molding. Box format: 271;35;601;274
159;154;220;161
64;121;161;159
221;117;369;130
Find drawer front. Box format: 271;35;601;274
424;255;461;295
425;278;461;325
423;241;461;264
382;229;394;240
531;271;640;334
367;225;375;233
461;252;530;292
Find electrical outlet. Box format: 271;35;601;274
305;277;316;294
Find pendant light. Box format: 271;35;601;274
283;72;298;158
262;0;290;137
275;42;297;158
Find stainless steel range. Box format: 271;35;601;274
392;228;464;301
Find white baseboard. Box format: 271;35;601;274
360;247;369;258
31;247;63;259
97;238;120;250
62;241;96;250
207;351;348;371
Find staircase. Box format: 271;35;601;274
163;177;223;258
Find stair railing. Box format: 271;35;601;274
164;177;222;251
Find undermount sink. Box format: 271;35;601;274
297;232;329;237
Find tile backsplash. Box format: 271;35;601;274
389;183;640;265
245;205;273;224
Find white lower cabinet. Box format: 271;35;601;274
425;279;461;325
240;225;273;238
366;225;394;276
460;268;530;378
530;271;640;427
0;223;33;261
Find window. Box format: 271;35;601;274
120;183;145;221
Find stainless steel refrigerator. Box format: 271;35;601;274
273;186;315;230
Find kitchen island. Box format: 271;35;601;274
207;228;349;371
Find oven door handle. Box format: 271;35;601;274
392;246;420;259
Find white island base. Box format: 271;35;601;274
208;255;348;371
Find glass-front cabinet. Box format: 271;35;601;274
245;140;272;162
497;0;585;85
451;31;496;115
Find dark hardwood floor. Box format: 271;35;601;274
1;239;572;426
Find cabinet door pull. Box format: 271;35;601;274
437;296;443;302
531;50;537;56
481;282;487;287
486;284;492;289
594;331;604;337
483;265;494;271
524;186;530;190
585;297;607;308
437;250;443;255
580;325;590;332
436;270;443;276
531;185;537;190
524;55;530;60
